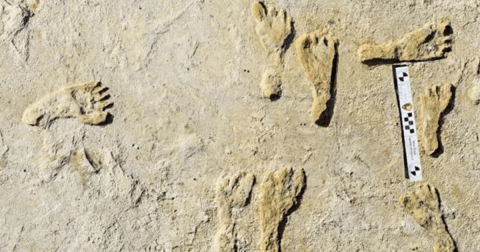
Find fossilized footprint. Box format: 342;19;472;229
358;20;453;64
215;172;255;252
258;167;305;252
0;1;33;41
399;182;456;252
418;83;453;155
251;1;292;99
295;29;338;124
22;81;113;127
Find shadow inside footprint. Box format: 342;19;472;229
269;93;281;101
315;43;339;127
443;24;454;36
363;57;401;66
282;20;296;52
431;85;456;158
98;113;114;126
435;188;459;252
363;57;446;67
244;176;256;206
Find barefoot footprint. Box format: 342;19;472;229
251;1;292;99
358;20;453;63
295;29;338;124
215;172;255;252
399;182;456;252
258;167;305;252
0;2;33;41
22;81;113;127
418;83;453;155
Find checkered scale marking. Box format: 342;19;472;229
393;65;422;182
398;72;408;82
403;112;415;134
410;165;421;176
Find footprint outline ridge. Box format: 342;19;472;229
399;182;456;252
358;20;453;64
215;171;255;252
22;81;113;127
251;1;293;99
295;28;338;124
258;167;305;252
418;83;453;156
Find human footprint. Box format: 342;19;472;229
258;167;305;252
358;20;453;64
22;81;113;127
418;83;453;155
215;172;255;252
295;29;338;124
251;1;293;99
399;182;456;252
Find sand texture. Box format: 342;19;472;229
1;0;480;251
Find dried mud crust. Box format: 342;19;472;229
399;182;456;252
251;1;293;99
215;172;255;252
358;20;453;64
418;83;453;155
295;29;338;123
22;81;113;127
258;167;305;252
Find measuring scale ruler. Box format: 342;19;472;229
392;65;422;181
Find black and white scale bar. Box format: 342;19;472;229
392;65;422;181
